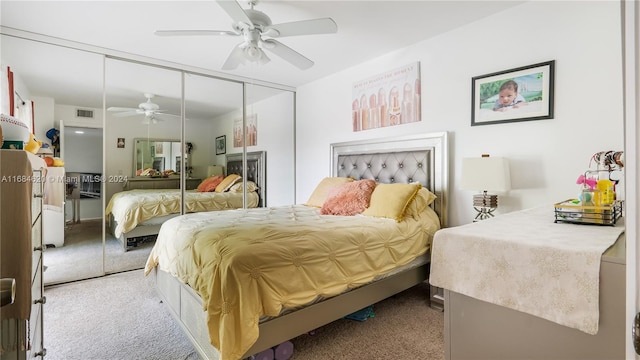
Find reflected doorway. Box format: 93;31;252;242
43;124;104;285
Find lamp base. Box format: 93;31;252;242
472;193;498;222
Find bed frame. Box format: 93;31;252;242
153;133;449;359
109;151;267;251
226;151;266;207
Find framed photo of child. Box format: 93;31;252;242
471;60;555;126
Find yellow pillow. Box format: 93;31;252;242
305;177;354;207
403;188;438;220
229;180;258;193
215;174;242;193
362;183;422;221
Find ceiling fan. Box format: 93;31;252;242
154;0;338;70
107;93;179;124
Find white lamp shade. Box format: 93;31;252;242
207;165;224;177
461;157;511;192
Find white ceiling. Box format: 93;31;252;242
0;0;525;116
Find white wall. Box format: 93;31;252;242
32;96;55;147
295;1;624;227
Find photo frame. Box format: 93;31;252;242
471;60;555;126
215;135;226;155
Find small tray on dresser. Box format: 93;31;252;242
554;199;623;226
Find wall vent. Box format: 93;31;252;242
76;109;94;118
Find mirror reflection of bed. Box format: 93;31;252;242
107;150;266;251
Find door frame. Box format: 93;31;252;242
623;0;639;358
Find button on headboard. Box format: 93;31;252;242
336;151;430;186
331;133;448;227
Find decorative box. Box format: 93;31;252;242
554;199;623;226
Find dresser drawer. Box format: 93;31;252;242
27;304;43;359
31;253;42;299
31;171;43;224
28;300;42;353
32;213;42;252
32;215;43;280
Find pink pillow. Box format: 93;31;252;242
197;175;224;192
321;179;376;216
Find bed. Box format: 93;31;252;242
144;133;449;360
107;151;266;251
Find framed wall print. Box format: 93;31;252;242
215;135;226;155
471;60;555;126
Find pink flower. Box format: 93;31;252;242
576;174;597;190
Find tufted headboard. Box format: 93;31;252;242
331;133;448;227
226;151;266;207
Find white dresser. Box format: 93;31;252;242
0;150;46;359
42;167;65;248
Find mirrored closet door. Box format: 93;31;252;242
183;74;296;209
104;58;182;273
1;34;106;285
243;83;295;206
183;72;242;186
3;31;297;285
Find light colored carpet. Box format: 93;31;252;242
44;270;198;360
43;219;153;285
290;282;445;360
44;270;444;360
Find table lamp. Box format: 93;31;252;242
461;155;511;222
207;165;225;177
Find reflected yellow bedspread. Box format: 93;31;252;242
106;189;259;237
145;201;440;360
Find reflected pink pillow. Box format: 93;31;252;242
197;175;224;192
321;179;376;216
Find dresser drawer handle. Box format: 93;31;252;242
33;194;44;198
34;296;46;305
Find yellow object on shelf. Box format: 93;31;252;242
597;179;616;205
24;133;42;154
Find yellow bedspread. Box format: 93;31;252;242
144;199;440;360
106;189;259;237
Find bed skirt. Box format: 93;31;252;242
154;256;430;359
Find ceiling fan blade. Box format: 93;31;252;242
154;30;238;37
222;43;247;70
265;18;337;38
153;113;180;121
112;110;143;118
215;0;253;27
107;107;138;112
262;39;313;70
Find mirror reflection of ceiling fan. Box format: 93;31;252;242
107;93;179;124
154;0;338;70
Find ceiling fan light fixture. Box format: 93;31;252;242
244;44;262;61
156;0;337;71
